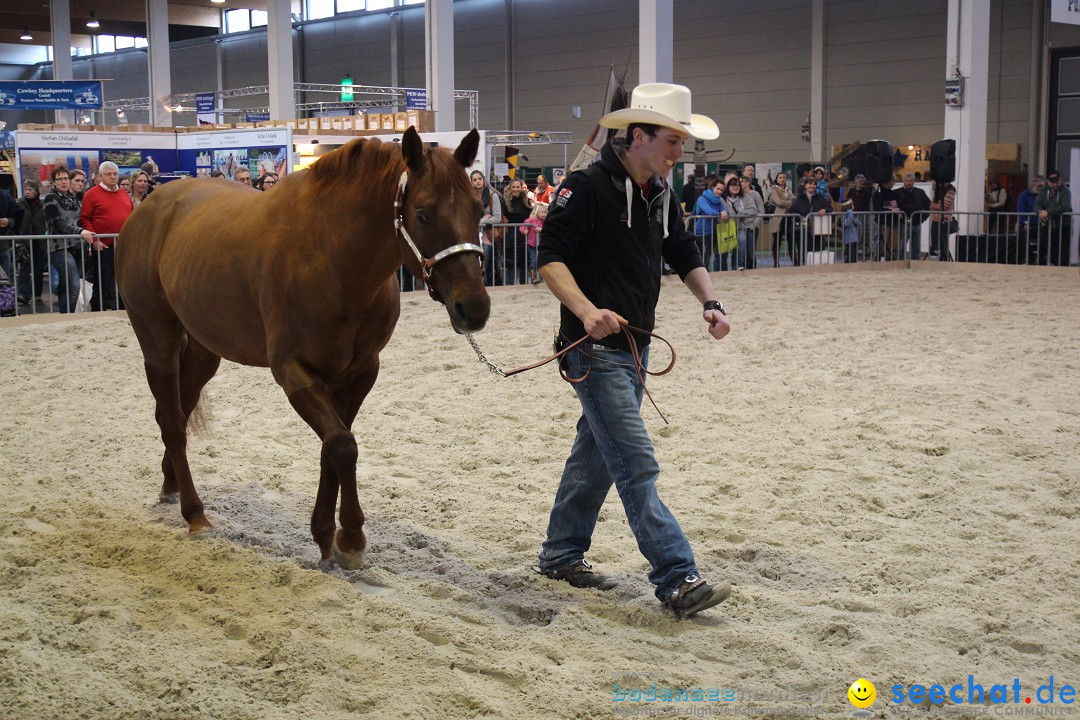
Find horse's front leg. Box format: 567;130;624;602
274;359;367;569
317;363;381;564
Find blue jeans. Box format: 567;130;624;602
537;344;698;600
737;227;757;269
50;248;81;313
527;245;538;277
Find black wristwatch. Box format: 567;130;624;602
703;300;726;316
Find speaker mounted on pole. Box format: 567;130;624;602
864;140;894;184
930;139;957;183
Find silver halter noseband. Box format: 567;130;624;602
394;169;484;304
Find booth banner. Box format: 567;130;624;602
0;80;103;109
176;128;291;179
245;112;270;123
755;162;783;186
196;93;216;126
14;130;177;188
1051;0;1080;25
405;89;427;110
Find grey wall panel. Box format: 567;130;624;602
4;0;1058;174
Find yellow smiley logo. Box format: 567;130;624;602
848;678;876;709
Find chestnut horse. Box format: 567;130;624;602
116;128;489;569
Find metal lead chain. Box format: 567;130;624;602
466;332;507;377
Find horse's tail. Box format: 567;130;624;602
187;390;211;435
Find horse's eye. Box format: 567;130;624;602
416;210;431;225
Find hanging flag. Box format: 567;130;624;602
505;146;521;179
569;64;629;173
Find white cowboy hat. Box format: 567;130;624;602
599;83;719;140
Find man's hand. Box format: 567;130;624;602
581;307;627;340
704;309;730;340
818;208;827;216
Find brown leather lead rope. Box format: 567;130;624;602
500;324;677;424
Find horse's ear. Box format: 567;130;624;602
454;128;480;168
402;126;424;174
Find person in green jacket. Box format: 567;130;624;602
1034;170;1073;266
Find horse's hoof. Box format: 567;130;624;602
188;516;214;534
159;492;180;505
331;538;365;571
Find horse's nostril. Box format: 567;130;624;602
454;301;467;318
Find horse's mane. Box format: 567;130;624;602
307;137;406;203
306;134;473;206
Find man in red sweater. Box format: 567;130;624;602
80;161;134;311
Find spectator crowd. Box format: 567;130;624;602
2;152;1075;318
0;162;281;314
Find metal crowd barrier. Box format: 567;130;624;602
7;213;1075;317
684;210;1080;269
3;223;540;316
0;233;121;317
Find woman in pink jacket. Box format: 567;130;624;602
520;202;548;284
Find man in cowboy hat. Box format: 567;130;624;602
534;83;732;619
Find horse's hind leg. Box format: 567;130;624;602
310;363;380;563
160;335;222;503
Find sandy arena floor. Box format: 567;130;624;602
1;264;1078;720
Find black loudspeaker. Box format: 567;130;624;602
931;139;956;183
864;140;894;184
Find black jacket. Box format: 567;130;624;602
0;189;23;236
872;186;898;213
894;186;931;219
18;197;46;237
789;191;831;217
537;140;704;350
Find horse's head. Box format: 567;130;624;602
398;127;491;334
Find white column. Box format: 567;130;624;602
426;0;455;131
944;0;990;221
50;0;74;124
216;40;225;124
267;0;295;121
810;0;826;163
639;0;673;84
1070;148;1080;265
146;0;172;127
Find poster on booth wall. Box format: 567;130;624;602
12;130;177;190
175;128;291;181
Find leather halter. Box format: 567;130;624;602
394;169;484;304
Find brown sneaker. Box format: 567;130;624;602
665;575;731;619
538;560;617;590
